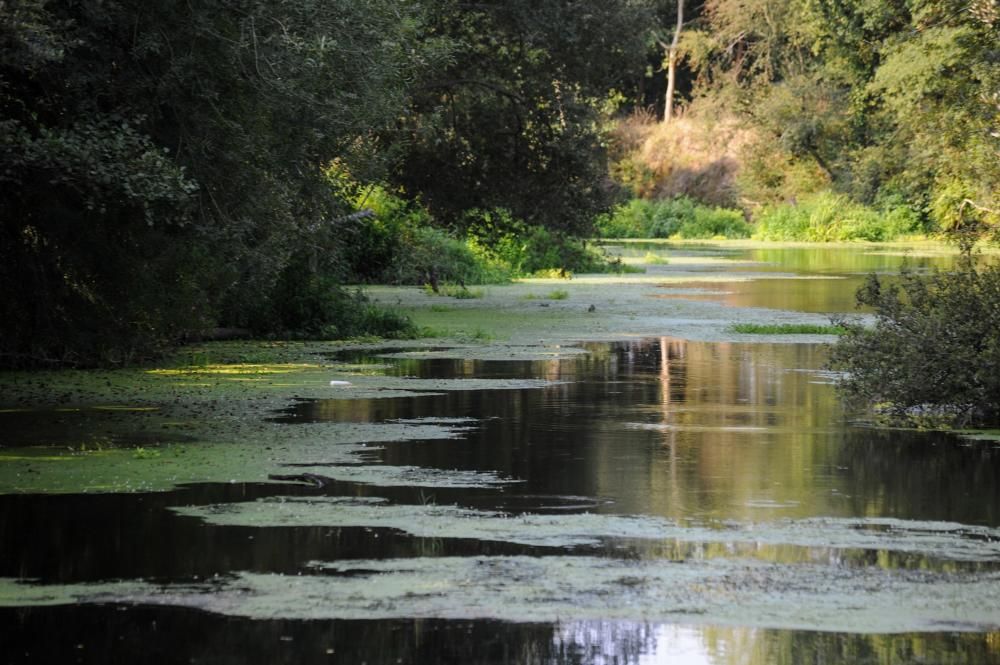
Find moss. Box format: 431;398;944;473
176;498;1000;563
0;420;509;494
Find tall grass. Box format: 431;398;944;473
753;192;923;242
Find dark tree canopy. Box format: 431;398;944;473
0;0;439;362
394;0;652;235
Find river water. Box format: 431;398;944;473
3;244;1000;663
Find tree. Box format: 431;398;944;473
392;0;652;236
691;0;1000;227
0;0;439;363
661;0;685;122
829;252;1000;427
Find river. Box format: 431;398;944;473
2;243;999;663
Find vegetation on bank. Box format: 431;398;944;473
610;0;999;244
752;193;924;243
594;192;926;243
347;187;633;288
2;0;998;370
731;323;847;336
596;197;751;240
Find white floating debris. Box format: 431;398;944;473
329;380;352;387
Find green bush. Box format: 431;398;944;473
266;263;416;339
343;186;437;282
753;191;923;242
829;253;1000;427
385;226;512;286
269;260;416;339
346;189;511;286
349;195;633;285
466;209;618;275
595;197;750;239
680;205;751;239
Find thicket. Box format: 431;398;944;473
681;0;1000;236
829;252;1000;427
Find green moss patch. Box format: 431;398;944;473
0;420;516;494
175;498;1000;563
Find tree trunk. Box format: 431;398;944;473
664;0;685;123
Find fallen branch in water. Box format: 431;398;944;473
268;473;334;488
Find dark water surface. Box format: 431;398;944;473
3;246;1000;664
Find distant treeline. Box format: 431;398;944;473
613;0;1000;239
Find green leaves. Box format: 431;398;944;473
830;254;1000;426
394;0;652;235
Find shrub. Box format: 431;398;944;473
386;226;511;286
466;209;616;275
731;323;846;335
351;196;633;285
679;205;751;239
595;196;750;239
347;190;512;286
829;253;1000;427
753;191;923;242
269;264;416;339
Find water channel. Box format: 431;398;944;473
2;244;999;663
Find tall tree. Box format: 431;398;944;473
392;0;652;235
691;0;1000;230
0;0;440;362
661;0;685;122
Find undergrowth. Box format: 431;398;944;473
596;196;751;240
731;322;847;335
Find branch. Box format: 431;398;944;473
960;199;1000;217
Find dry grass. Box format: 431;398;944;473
611;105;757;207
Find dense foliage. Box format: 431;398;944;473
394;0;652;236
348;189;622;285
3;0;998;366
686;0;1000;234
596;196;751;239
0;0;649;364
830;254;1000;427
753;192;921;242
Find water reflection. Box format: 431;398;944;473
653;277;865;313
611;243;962;313
5;245;1000;662
282;338;1000;529
3;607;998;665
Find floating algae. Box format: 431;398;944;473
3;555;1000;632
174;497;1000;563
0;420;511;494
